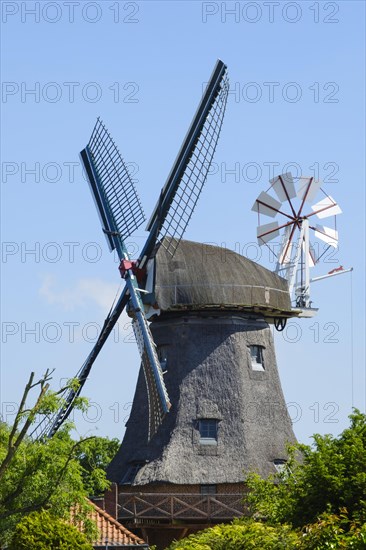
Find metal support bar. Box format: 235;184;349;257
303;218;310;308
311;267;353;283
288;223;305;297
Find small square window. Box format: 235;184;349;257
198;419;218;444
249;345;264;371
200;484;217;495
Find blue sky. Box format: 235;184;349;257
1;0;365;444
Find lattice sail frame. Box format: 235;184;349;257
85;118;146;255
252;173;342;308
148;64;230;258
132;318;170;438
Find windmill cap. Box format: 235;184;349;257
152;239;293;318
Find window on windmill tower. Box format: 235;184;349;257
249;345;265;371
120;462;144;485
198;419;218;444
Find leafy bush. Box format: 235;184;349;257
299;510;366;549
167;519;299;549
9;510;93;550
166;515;366;549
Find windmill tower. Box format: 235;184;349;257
107;239;298;547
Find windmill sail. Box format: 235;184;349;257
81;120;171;438
311;196;342;219
32;60;229;440
132;317;170;438
145;59;229;259
256;221;280;245
252;191;282;218
81;118;146;258
297;176;322;203
30;287;129;440
270;172;297;202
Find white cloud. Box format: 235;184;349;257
39;275;121;313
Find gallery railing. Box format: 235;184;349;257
118;493;244;522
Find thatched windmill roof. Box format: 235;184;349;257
149;240;294;318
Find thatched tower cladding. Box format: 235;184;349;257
108;313;296;485
108;241;297;486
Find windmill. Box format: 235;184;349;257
252;172;351;316
28;60;352;549
105;182;350;547
31;59;229;441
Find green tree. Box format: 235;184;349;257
0;370;111;544
9;509;93;550
0;422;101;542
75;435;119;496
245;410;366;528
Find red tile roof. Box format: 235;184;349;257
72;500;147;548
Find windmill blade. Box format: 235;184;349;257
311;196;342;219
257;221;280;245
32;270;171;441
132;317;171;440
123;270;171;440
314;225;339;247
80;118;145;260
144;59;229;259
296;176;322;203
31;286;129;440
251;191;282;218
270;172;296;203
